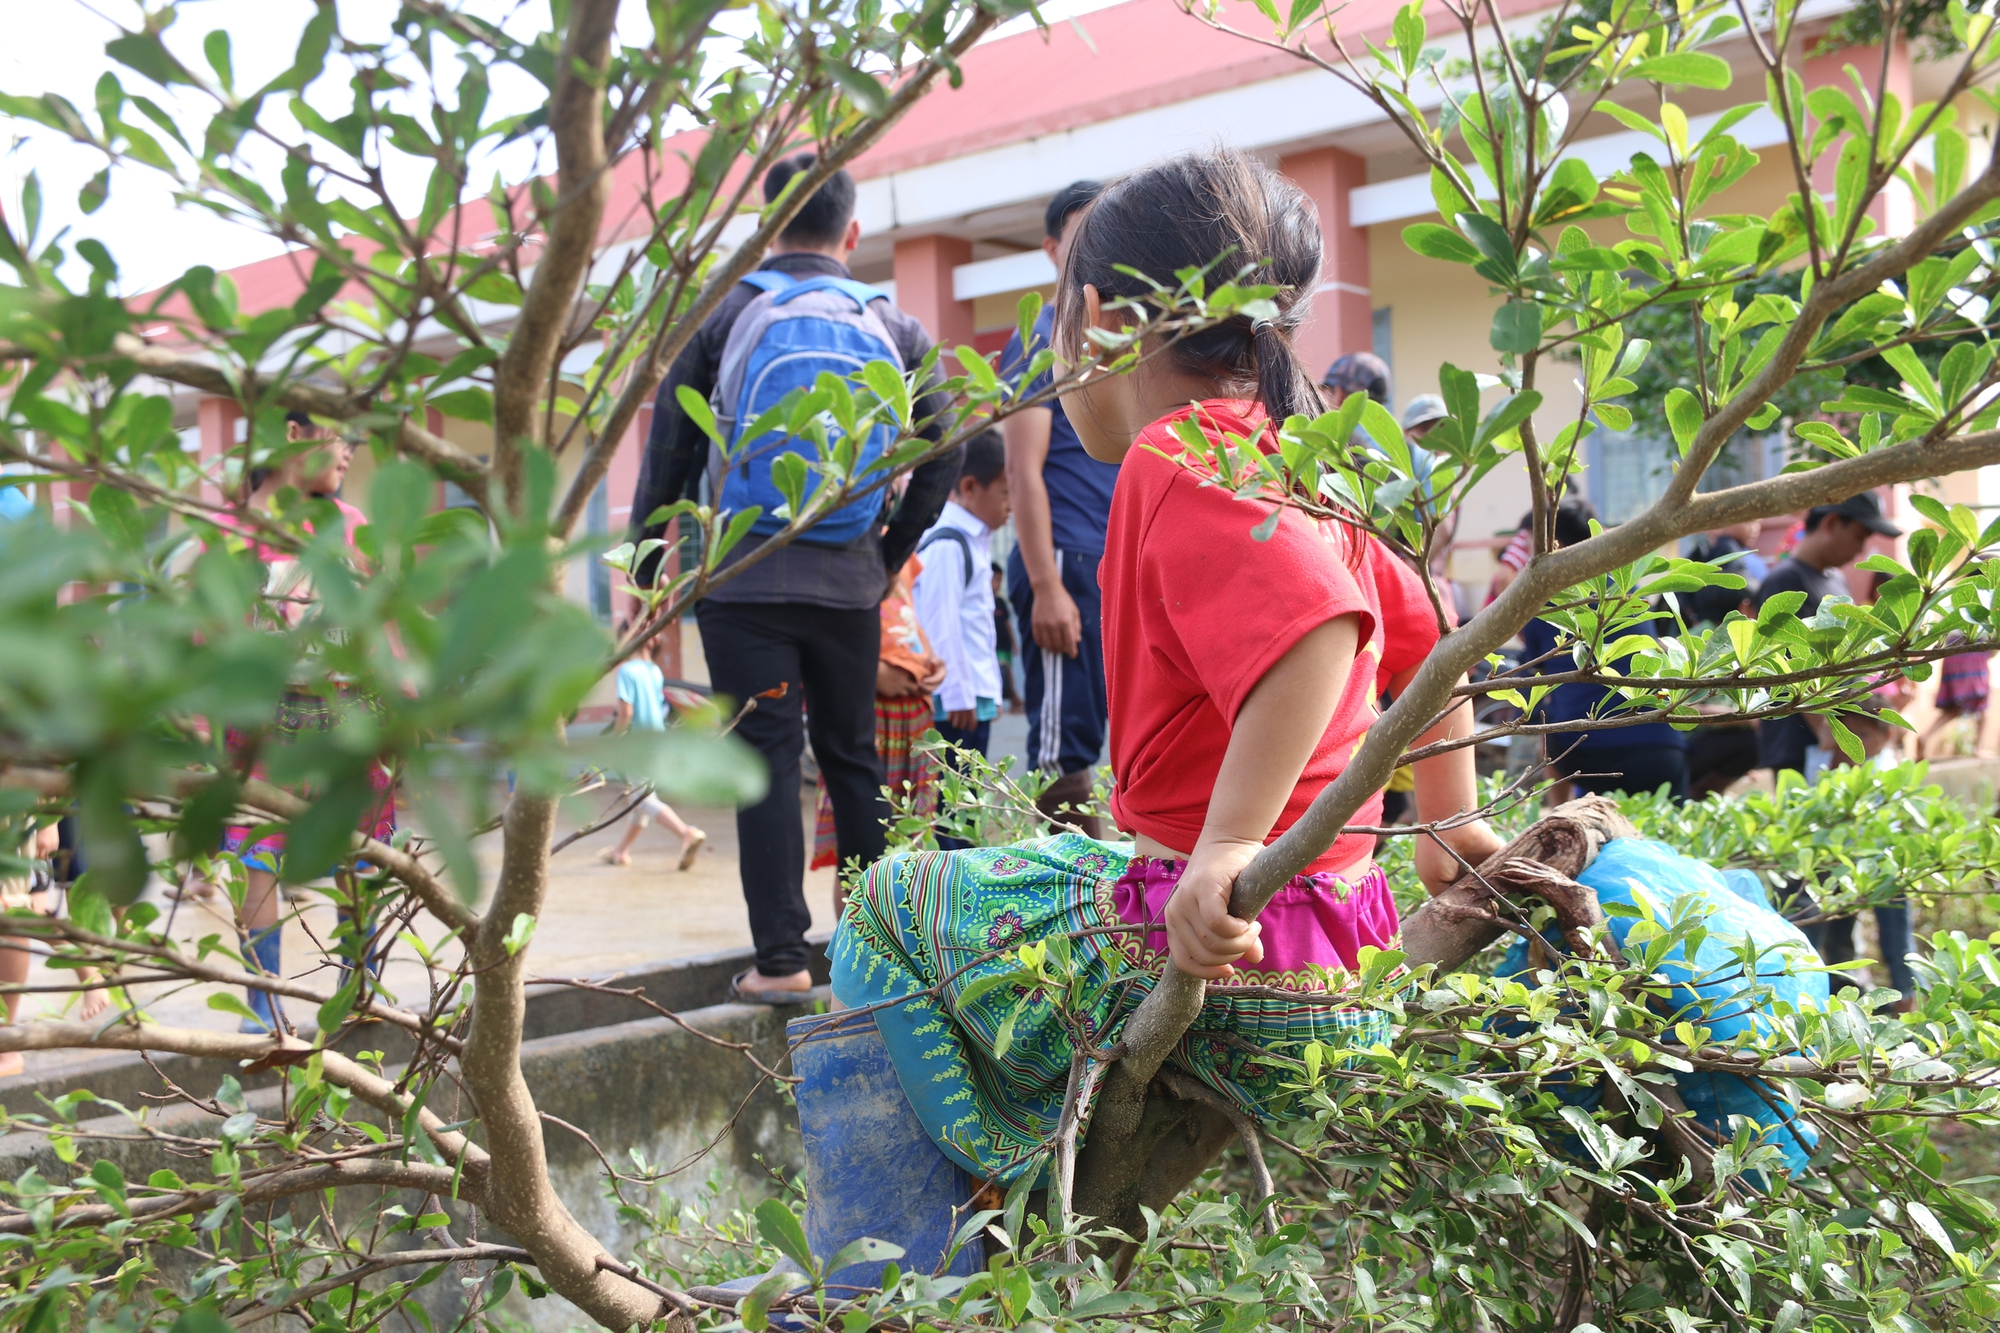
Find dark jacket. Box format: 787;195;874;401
629;251;960;608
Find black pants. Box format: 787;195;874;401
1551;743;1689;802
1686;722;1760;797
698;602;888;977
933;716;991;852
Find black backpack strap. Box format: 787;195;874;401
917;527;978;588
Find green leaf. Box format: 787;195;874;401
280;775;370;886
826;61;889;117
1393;0;1426;72
78;168;110;216
427;388;492;424
208;992;267;1026
1491;301;1541;354
1906;1199;1957;1254
1403;223;1484;265
1828;715;1864;764
317;973;362;1037
503;913;537;957
1629;52;1733;89
770;451;810;520
739;1269;794;1332
824;1235;903;1278
858;360;911;426
87;486;147;554
1456;212;1518;278
203;30;235;92
676;385;723;447
106;32;192;88
1431;167;1476;222
169;1310;236;1333
754;1198;816;1278
1663;388;1704;455
265;3;338;95
1476;390;1543;448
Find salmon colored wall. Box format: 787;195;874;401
894;235;977;347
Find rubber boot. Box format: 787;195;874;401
241;927;283;1034
1036;768;1103;841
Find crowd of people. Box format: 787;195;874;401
3;144;1951;1100
616;147;1976;1047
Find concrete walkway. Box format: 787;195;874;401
0;791;842;1086
2;678;1055;1088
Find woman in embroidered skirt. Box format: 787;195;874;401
832;150;1505;1185
811;555;946;872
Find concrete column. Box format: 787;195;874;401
196;395;242;506
893;234;976;349
1279;146;1372;385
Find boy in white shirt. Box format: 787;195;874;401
912;430;1011;758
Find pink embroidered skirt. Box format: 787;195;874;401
1109;854;1400;983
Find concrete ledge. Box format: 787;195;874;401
0;987;826;1331
0;936;830;1116
1922;756;2000;810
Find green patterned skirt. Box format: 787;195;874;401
829;833;1393;1185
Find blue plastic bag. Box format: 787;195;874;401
1497;838;1828;1175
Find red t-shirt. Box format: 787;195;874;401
1101;400;1442;874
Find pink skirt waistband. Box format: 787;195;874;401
1110;855;1399;985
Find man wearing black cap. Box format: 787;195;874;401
1752;491;1902;775
1322;351;1390;408
1751;491;1913;1010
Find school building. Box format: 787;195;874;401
143;0;1993;638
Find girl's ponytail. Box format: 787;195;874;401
1056;149;1328;430
1252;318;1323;427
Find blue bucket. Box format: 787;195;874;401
787;1009;988;1290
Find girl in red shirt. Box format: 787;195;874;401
833;150;1502;1185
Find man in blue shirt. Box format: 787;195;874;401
1000;181;1113;837
1522;498;1691;801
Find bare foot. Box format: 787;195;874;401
677;829;707;872
165;878;218;903
77;989;109;1021
599;848;631;867
0;1051;22;1079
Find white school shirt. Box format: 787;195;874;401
911;500;1001;712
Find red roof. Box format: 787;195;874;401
139;0;1552;320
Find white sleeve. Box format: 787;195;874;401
912;540;971;711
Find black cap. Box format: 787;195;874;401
1322;351;1390;400
1812;491;1902;537
1045;181;1103;239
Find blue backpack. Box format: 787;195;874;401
709;271;903;547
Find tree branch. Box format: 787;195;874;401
490;0;618;514
0;1158;472;1237
461;789;660;1327
105;334;491;505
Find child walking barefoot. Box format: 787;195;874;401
832;150;1504;1184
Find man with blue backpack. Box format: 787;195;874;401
629;153;960;1003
